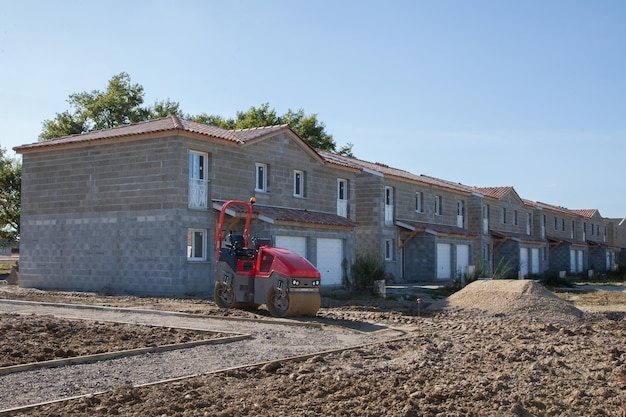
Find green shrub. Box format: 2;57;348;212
541;271;573;288
472;258;514;279
349;253;386;292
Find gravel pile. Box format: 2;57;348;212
432;279;584;323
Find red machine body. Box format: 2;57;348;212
213;200;321;317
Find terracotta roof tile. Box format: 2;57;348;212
533;201;581;217
474;186;514;200
570;209;599;219
213;201;355;228
546;235;587;246
396;219;478;238
254;205;356;227
14;116;293;152
490;230;545;244
318;150;476;194
234;124;290;142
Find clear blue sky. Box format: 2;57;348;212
1;0;624;217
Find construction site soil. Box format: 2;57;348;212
1;280;626;416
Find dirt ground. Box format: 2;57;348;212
0;314;225;368
1;281;626;416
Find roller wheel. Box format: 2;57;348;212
214;282;235;309
266;288;290;318
266;289;321;318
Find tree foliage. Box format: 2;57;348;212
39;73;354;156
349;252;386;292
0;148;21;244
39;72;182;140
190;103;354;156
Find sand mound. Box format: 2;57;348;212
432;279;583;323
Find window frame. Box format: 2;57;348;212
293;170;304;197
189;150;207;180
434;195;442;216
255;162;268;192
415;192;423;213
384;239;394;261
337;178;348;201
187;228;207;261
188;150;209;209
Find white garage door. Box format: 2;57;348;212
316;238;343;286
531;248;540;274
576;249;583;273
275;236;307;259
456;244;469;278
520;248;529;277
437;243;451;280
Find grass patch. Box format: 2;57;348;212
573;281;626;287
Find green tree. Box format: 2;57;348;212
0;148;21;244
39;72;182;140
190;103;354;155
40;73;352;155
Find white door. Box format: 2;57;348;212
437;243;451;280
275;236;307;259
531;248;540;274
570;249;576;273
520;248;529;277
577;250;584;273
456;244;469;279
316;238;343;286
337;179;348;217
457;201;464;228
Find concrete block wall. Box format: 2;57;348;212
493;239;521;278
392;180;472;228
588;246;608;271
544;211;579;241
354;172;383;256
210;133;356;219
549;244;572;273
403;234;436;281
486;195;533;236
19;131;359;296
530;208;546;238
19;208;214;296
21;138;187;216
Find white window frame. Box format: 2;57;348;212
337;178;348;217
434;195;442;216
337;179;348;201
415;192;423;213
189;151;206;180
457;200;465;228
482;205;489;234
255;162;267;192
384;186;394;225
293;170;304;197
188;150;208;209
384;239;394;261
187;228;207;261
